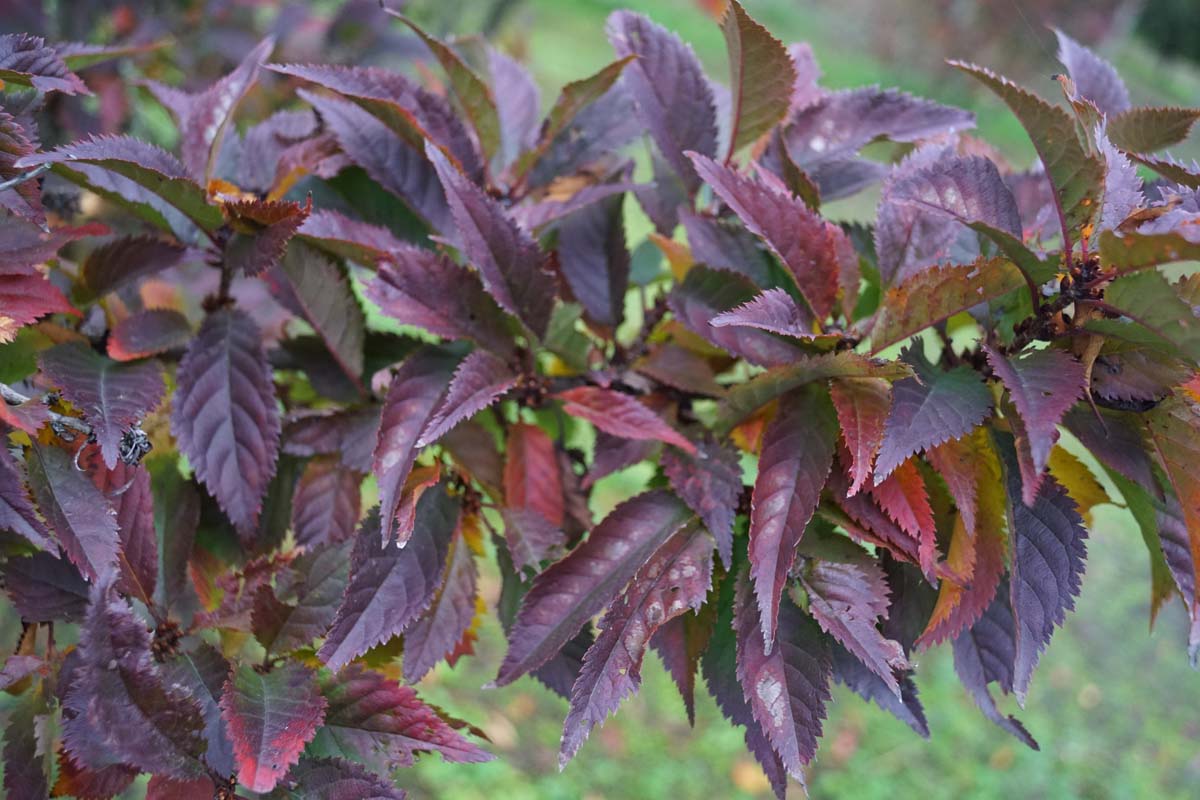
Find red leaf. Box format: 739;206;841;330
868;459;937;576
830;376;891;496
220;661;326;793
372;347;458;544
560;525;714;764
556;386;696;454
40;342;164;468
171;308;280;537
504;422;564;527
222;196;309;277
688;151;842;317
0;262;77;343
318;490;457;670
317;665;492;769
494;490;693;686
748;385;837;644
0;445;54;551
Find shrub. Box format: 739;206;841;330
2;4;1199;797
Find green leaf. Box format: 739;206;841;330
1107;106;1200;154
951;61;1104;247
1098;229;1200;273
721;0;796;158
1086;270;1200;364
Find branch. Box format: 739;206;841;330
0;382;91;437
0;163;50;193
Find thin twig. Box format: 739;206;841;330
0;382;91;436
0;163;50;193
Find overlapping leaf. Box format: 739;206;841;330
830;376;892;496
721;1;796;158
0;446;54;551
2;551;88;622
108;309;192;361
319;490;457;670
556;386;696;454
403;525;480;683
40;343;164;468
1054;30;1130;117
662;440;742;568
26;444;119;581
494;490;692;685
556;184;630;329
749;384;837;644
0;33;88;94
419;350;516;447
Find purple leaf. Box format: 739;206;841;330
633;343;726;398
40;342;164;468
254;540;352;656
2;551;88;622
63;582;207;778
373;347;458;544
650;606;715;726
1054;29;1130;117
679;207;773;288
3;692;48;798
291;457;362;548
780;87;973;167
171;308;280;537
403;524;479;683
561;525;714;764
367;245;515;354
831;644;928;737
494;490;693;686
220;661;326;793
606;10;717;192
316;665;492;769
689;152;842;318
985;344;1086;505
26;444;118;581
1096;125;1143;232
222;196;309;277
556;184;630;329
998;437;1088;703
749;384;837;645
952;582;1039;749
298;89;452;233
488;48;541;169
669;266;806;367
318;489;458;670
152;37;273;182
427;143;555;337
270;242;365;384
500;508;567;572
556;386;697;454
0;33;89;94
298;209;405;265
17;135;223;232
662;439;742;568
701;580;788;800
735;575;832;779
270;63;484;183
162;644;236;776
108;309;192;362
801;555;906;696
873;347;992;484
0;108;43;223
710;288;821;340
420;350;517;447
86;453;157;605
274;758;407;800
0;445;54;551
283;406;380;476
830;376;892;497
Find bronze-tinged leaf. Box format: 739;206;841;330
171;308;280;538
222;196;309;277
503;422;564;529
220;661;326;793
108;309;192;361
39;342;165;468
662;439;743;568
403;523;480;683
734;575;832;779
0;445;54;552
291;457;361;548
869;459;937;576
830;376;892;497
494;491;693;686
721;0;796;158
556;386;696;454
749;384;837;645
1107;106;1200;155
560;525;714;764
318;491;458;670
420;350;517;447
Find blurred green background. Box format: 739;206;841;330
6;1;1200;797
